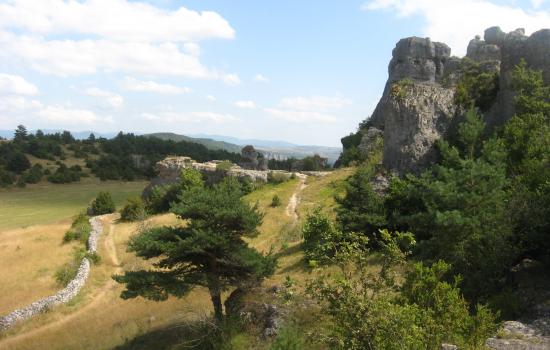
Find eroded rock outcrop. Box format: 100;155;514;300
364;26;550;175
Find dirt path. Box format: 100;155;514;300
286;175;308;223
0;215;121;347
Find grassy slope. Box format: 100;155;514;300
0;224;79;314
0;168;354;349
0;179;147;231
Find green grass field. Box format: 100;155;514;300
0;179;147;231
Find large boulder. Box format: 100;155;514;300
381;82;457;174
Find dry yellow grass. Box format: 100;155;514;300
0;214;212;350
0;169;356;349
0;223;77;315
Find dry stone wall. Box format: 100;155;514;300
0;216;104;330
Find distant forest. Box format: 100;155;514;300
0;126;243;187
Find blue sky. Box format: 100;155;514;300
0;0;549;146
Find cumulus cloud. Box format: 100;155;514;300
122;77;191;94
362;0;550;56
0;1;237;80
0;94;112;127
0;0;234;42
142;111;240;123
37;105;113;125
0;73;38;95
279;96;352;111
223;73;241;86
83;87;124;108
254;74;270;83
234;100;256;109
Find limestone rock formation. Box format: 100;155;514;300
362;26;550;175
240;145;268;171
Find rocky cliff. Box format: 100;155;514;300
362;26;550;174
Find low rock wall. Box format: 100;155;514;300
0;216;104;330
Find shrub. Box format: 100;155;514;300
270;194;281;207
21;164;43;184
90;191;116;215
0;168;15;187
216;160;234;172
55;247;100;286
120;197;147;221
267;171;289;184
302;208;368;265
63;213;91;244
308;232;497;350
390;78;414;100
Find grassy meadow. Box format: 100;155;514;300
0;168;355;349
0;179;147;231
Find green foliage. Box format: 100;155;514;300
21;164;44;184
63;212;92;244
120;197;147;222
0;167;15;187
386;110;514;299
302;208;368;265
115;178;276;322
55;247;100;286
269;324;306;350
335;166;386;243
267;171;290;184
6;151;31;173
308;231;496;350
455;58;499;111
500;60;550;262
390;78;414;100
145;168;205;214
47;163;83;183
90;191;116;215
216;160;234;172
270;194;281;207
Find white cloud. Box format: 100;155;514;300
223;73;241;86
0;73;38;95
37;105;113;125
264;108;337;123
83;87;124;108
122;77;191;95
362;0;550;56
206;94;217;101
0;94;112;126
279;96;352;111
142;111;240;123
234;100;256;109
0;1;238;81
0;32;220;78
0;0;235;42
254;74;270;83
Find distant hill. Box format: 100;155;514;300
146;133;242;153
191;134;342;164
0;129;341;164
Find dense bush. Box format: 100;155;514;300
270;194;281;207
21;164;44;184
63;213;92;244
267;171;290;184
55;247;100;286
455;58;499;111
0;168;15;187
145;168;205;214
120;197;147;221
302;208;368;265
6;152;31;173
90;192;116;215
308;230;497;350
47;164;83;183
